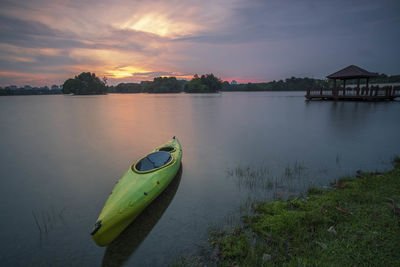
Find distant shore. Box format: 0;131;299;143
2;81;400;96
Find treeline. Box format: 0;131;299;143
109;77;186;93
347;74;400;85
221;77;330;92
0;87;62;96
3;72;399;96
184;74;222;93
110;76;333;94
110;74;222;93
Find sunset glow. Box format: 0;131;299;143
122;14;199;37
0;0;399;86
107;67;150;79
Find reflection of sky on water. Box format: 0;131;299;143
0;92;399;266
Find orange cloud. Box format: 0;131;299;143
0;0;271;86
0;71;51;85
107;67;150;79
120;13;202;38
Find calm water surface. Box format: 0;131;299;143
0;92;399;266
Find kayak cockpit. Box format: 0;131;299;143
158;146;175;152
133;151;172;172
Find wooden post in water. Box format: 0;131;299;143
333;79;337;97
343;79;346;96
364;78;367;96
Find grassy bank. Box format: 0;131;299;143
201;158;400;266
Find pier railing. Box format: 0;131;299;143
306;85;400;100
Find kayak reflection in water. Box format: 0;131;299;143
102;166;183;267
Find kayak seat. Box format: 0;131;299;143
135;151;172;172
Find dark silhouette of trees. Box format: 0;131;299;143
221;77;331;91
111;77;186;93
184;73;222;93
2;72;400;97
142;77;183;93
200;74;222;92
347;74;400;84
184;76;207;93
0;86;62;96
62;72;107;95
115;83;142;93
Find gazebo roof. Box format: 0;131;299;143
327;65;378;79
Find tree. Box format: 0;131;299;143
62;72;107;95
200;74;222;92
184;77;207;93
184;73;222;93
142;77;183;93
115;83;142;93
102;76;108;87
62;78;83;94
222;81;231;91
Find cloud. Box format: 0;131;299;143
0;0;399;86
175;0;400;44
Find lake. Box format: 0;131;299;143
0;92;399;266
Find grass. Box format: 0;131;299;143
204;158;400;266
31;207;66;236
226;161;309;199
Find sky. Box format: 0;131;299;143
0;0;399;86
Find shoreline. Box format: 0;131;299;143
2;81;400;96
175;158;400;266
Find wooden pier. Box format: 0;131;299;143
305;65;400;101
306;86;400;101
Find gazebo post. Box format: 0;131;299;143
343;79;346;96
357;78;360;96
333;79;337;96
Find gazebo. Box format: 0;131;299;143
306;65;400;101
327;65;377;94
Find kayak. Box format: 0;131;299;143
91;137;182;246
102;167;182;266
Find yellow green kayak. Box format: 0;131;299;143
91;137;182;246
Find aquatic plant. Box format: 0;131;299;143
31;207;66;238
209;160;400;266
